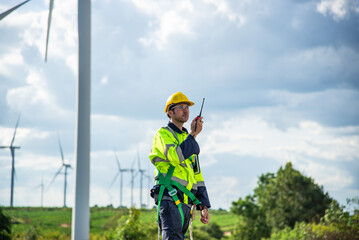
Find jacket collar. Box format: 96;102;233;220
168;121;188;134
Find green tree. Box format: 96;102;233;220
231;162;333;239
231;195;271;239
254;162;332;231
0;207;12;240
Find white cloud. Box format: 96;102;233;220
130;0;195;49
203;116;359;163
202;0;246;27
6;69;49;106
6;67;71;119
0;126;50;147
0;48;24;76
139;10;194;49
299;161;353;191
132;0;247;49
100;76;109;85
207;176;240;209
200;115;359;204
317;0;359;20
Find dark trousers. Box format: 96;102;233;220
159;200;191;240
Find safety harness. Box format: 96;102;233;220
155;127;201;239
156;165;201;224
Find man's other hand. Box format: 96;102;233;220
200;208;210;224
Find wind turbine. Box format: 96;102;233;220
0;116;21;207
48;137;72;207
35;178;45;207
129;155;139;207
44;0;91;238
144;173;152;209
137;153;146;208
110;151;129;207
0;0;31;22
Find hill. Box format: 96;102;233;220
2;207;237;239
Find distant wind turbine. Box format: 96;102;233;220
35;178;45;207
0;0;31;22
137;153;146;208
129;155;139;207
0;116;21;207
144;173;153;208
48;137;72;207
110;151;130;207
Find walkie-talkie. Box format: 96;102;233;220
194;98;205;133
193;98;205;174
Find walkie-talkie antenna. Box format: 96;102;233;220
198;98;205;117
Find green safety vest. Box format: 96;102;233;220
149;126;205;226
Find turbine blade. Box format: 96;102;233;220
109;172;120;188
58;136;65;164
48;166;63;188
10;115;21;147
44;0;55;61
131;156;136;169
0;0;31;21
137;152;141;170
114;151;121;170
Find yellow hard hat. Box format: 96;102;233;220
164;92;194;113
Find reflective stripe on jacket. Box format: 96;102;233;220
149;122;211;207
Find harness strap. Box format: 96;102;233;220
156;165;201;228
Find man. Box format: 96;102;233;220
149;92;211;240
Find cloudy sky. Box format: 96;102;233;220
0;0;358;210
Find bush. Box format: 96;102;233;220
185;225;215;240
23;226;39;240
200;222;224;239
0;207;12;240
268;197;359;240
106;208;157;240
102;212;127;231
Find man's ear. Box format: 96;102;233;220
168;110;173;118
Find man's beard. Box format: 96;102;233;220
174;114;188;123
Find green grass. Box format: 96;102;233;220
2;207;237;238
4;207;73;237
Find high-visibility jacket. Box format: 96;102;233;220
149;122;211;208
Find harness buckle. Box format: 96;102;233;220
168;189;177;196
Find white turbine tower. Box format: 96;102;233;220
45;0;91;238
144;173;153;208
137;153;146;208
110;151;130;207
129;156;138;207
35;178;45;207
0;116;21;207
